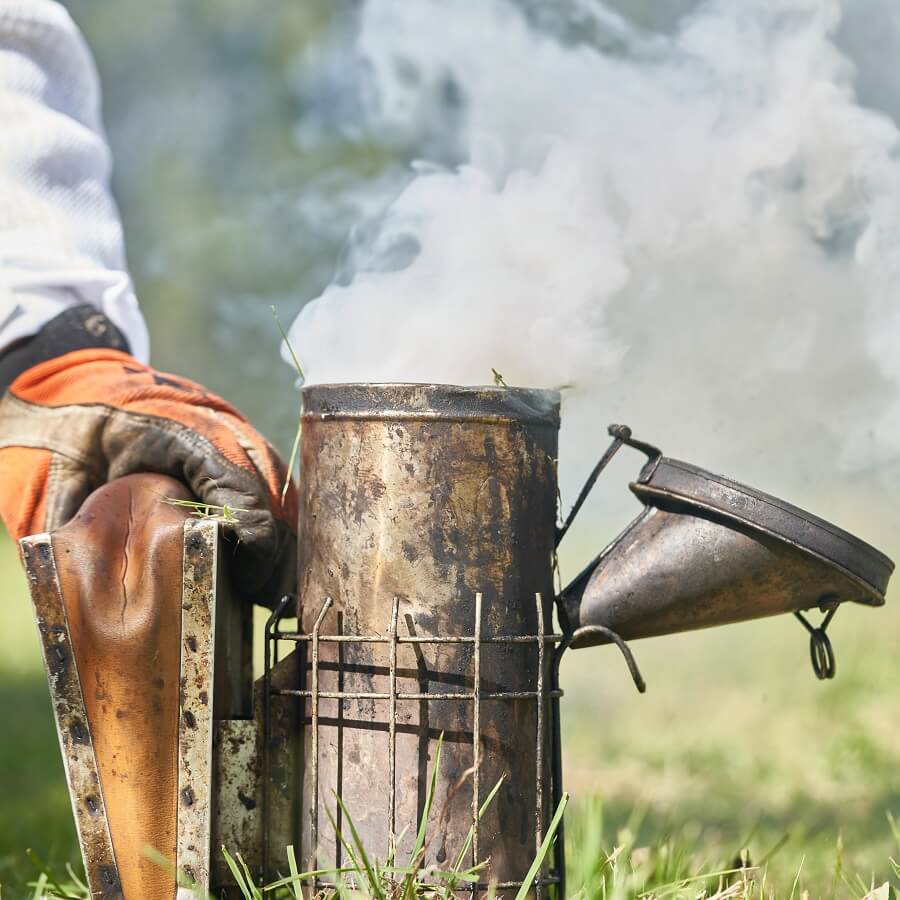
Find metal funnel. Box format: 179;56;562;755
560;428;894;651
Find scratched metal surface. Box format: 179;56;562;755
563;505;883;646
213;719;261;882
295;384;560;888
560;434;895;645
177;519;218;892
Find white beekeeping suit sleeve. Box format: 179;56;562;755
0;0;149;362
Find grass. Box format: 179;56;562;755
161;497;251;523
19;797;898;900
19;734;569;900
272;305;304;506
559;589;900;892
1;527;898;898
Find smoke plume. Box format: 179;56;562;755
287;0;900;553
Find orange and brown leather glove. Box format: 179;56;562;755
0;305;297;601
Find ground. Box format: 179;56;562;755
0;531;897;897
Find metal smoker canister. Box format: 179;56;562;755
296;384;560;887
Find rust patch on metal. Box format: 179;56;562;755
295;384;561;890
563;478;893;647
177;519;218;895
212;719;262;886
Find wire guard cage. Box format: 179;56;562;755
263;592;568;898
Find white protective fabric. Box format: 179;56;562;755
0;0;148;361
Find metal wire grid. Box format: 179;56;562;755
263;592;567;897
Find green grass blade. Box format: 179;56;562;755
286;844;303;899
221;846;255;900
889;812;900;849
333;793;386;900
324;803;366;894
25;851;79;900
410;732;444;866
272;306;305;382
788;855;805;900
29;873;48;900
235;852;262;900
514;792;569;900
282;420;301;506
62;865;88;893
400;732;445;900
142;845;213;897
646;868;749;899
161;497;249;522
264;865;358;891
452;774;505;873
393;824;410;852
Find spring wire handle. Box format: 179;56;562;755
557;425;632;546
794;606;838;680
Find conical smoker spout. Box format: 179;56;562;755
559;427;894;650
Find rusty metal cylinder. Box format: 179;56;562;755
296;383;560;889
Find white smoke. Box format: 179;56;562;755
287;0;900;553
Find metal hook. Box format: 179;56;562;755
794;607;837;680
567;624;647;693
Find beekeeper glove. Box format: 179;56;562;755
0;304;297;601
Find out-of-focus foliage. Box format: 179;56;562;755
64;0;393;451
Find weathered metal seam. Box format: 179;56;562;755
388;597;399;851
176;518;218;894
534;592;546;900
21;534;122;899
300;412;559;427
471;592;482;883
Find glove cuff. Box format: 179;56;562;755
0;305;131;393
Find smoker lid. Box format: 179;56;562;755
630;457;894;603
300;382;561;427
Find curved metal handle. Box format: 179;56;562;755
572;625;647;692
556;424;663;547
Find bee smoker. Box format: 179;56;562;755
20;383;894;899
264;384;893;897
289;385;562;891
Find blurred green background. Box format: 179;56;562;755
1;1;898;896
